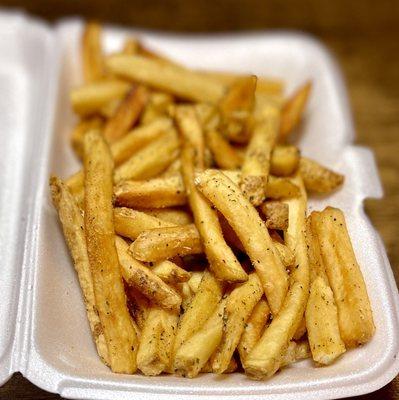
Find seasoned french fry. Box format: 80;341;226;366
176;282;194;311
237;298;270;363
106;54;226;102
195;170;288;315
270;145;300;176
152;260;191;284
71;80;131;116
71;117;104;159
144;208;192;225
130;224;203;262
280;340;311;367
187;271;204;294
244;174;309;379
280;81;311;140
194;103;220;131
141;92;174;125
273;240;295;268
82;22;104;82
50;176;109;366
83;131;137;373
115;236;181;311
202;357;237;373
103;85;149;142
259;200;289;230
212;273;263;373
241;105;280;205
299;157;344;193
126;286;149;330
312;207;374;347
219;213;244;252
114;175;186;209
114;207;175;240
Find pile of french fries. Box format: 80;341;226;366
49;22;374;380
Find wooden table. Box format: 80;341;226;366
0;0;397;398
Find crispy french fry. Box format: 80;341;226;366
141;92;174;125
273;240;295;268
152;260;191;284
71;80;131;116
115;236;181;311
83;130;137;373
126;286;149;331
212;273;263;373
71;117;104;159
49;176;109;366
202;357;237;373
187;271;203;294
103;85;149;142
312;207;374;347
82;22;104;82
99;97;122;118
176;282;194;311
144;208;192;225
194;103;220;131
241;105;280;205
219;213;245;252
280;81;311;140
237;298;270;363
292;317;307;340
244;174;309;379
259;200;289;230
114;207;175;240
299;157;344;193
195;170;288;315
270;145;300;176
114;175;186;209
106;54;226;102
280;340;311;367
130;224;203;262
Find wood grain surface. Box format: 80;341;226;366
0;0;398;399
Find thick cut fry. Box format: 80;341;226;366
103;85;149;142
114;129;180;182
172;271;223;359
130;224;203;262
312;207;374;347
114;207;175;240
174;299;226;378
106;54;225;103
280;340;311;367
115;236;181;311
83;131;137;373
280;81;311;140
71;80;131;116
71;117;104;159
49;176;109;366
152;260;191;284
114;175;186;209
212;274;263;373
292;316;307;340
241;105;280;205
126;287;149;330
82;22;104;82
259;200;289;230
141;92;174;125
244;175;309;379
202;357;237;373
237;299;270;363
144;208;192;225
270;145;300;176
195;170;288;315
299;157;344;193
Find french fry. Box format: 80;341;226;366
114;175;186;209
187;271;203;294
115;236;182;311
299;157;344;193
241;105;280;205
82;22;104;82
212;273;263;373
83;131;137;373
123;38;139;55
126;286;149;330
280;81;312;140
70;79;131;116
99;97;122;118
219;214;245;252
103;85;149;142
237;298;270;363
270;145;300;176
280;340;311;367
259;200;289;230
292;317;307;340
244;174;309;379
144;208;192;225
194;103;220;131
312;207;374;347
106;54;226;102
49;176;109;366
202;357;237;373
141;92;174;125
71;117;104;159
152;260;191;284
273;240;295;268
176;282;194;311
114;207;175;240
130;224;203;262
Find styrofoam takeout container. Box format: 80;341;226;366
0;10;398;400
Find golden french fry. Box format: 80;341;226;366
259;200;289;230
103;85;149;142
219;213;244;252
273;240;295;268
83;130;137;373
176;282;194;312
270;145;300;176
194;103;220;131
115;236;181;311
130;224;203;262
195;170;288;315
202;357;237;373
144;208;192;225
280;81;312;140
212;273;263;373
49;176;109;366
99;97;122;118
82;22;104;82
106;54;226;102
126;286;149;330
71;117;104;159
114;175;186;209
141;92;174;125
152;260;191;284
70;79;131;116
241;105;280;205
312;207;374;347
292;316;307;340
187;271;203;293
299;157;344;193
280;340;311;367
244;174;309;379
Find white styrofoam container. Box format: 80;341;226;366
0;11;398;400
